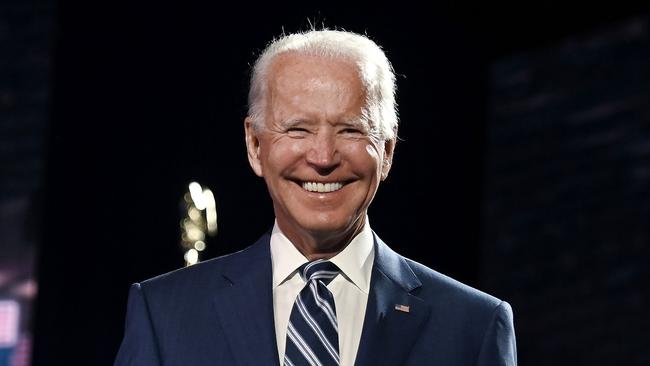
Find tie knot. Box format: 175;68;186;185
300;260;340;284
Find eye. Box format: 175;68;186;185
340;128;365;137
286;127;310;138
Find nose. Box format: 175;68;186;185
305;131;341;174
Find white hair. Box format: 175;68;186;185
247;30;398;141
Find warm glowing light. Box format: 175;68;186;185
194;240;206;251
203;189;217;235
186;227;205;242
188;207;201;221
181;181;218;265
184;249;199;265
189;182;206;210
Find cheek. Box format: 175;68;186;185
262;139;306;171
343;142;382;176
361;143;384;176
365;144;381;161
289;140;307;155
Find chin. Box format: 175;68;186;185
296;213;359;236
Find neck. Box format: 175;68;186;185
278;217;366;261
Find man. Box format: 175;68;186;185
115;30;517;366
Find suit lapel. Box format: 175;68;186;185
354;234;431;366
208;232;430;366
211;233;280;366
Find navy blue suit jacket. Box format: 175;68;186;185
114;232;517;365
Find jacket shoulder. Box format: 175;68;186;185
139;232;270;295
404;257;504;312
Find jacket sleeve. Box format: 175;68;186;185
476;301;517;366
114;283;162;366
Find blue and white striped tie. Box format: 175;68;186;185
284;259;340;366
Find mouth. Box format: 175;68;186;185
299;181;346;193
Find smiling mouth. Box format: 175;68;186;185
300;181;345;193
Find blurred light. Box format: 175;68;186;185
186;227;205;242
194;240;206;251
188;207;201;221
0;273;9;287
182;219;193;231
203;189;217;235
12;279;37;299
184;249;199;266
189;182;206;210
0;300;20;346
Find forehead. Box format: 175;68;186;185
267;52;365;96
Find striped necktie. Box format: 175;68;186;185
284;259;340;366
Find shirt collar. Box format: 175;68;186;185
270;223;309;288
270;219;375;294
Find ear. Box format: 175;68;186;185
244;117;263;177
380;138;396;181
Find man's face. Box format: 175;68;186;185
245;53;395;252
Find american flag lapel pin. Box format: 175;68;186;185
394;304;410;313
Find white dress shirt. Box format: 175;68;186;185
270;220;375;366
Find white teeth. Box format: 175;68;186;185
301;182;344;193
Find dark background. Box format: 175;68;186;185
1;1;648;365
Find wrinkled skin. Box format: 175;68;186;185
245;52;395;259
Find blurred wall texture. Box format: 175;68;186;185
483;15;650;365
0;0;54;365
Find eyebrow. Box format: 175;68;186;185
278;118;313;128
279;116;371;130
339;117;371;130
